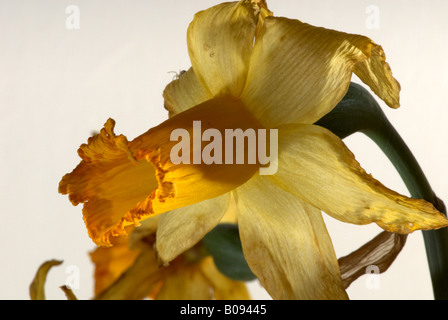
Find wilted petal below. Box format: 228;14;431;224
272;124;448;233
90;232;140;295
338;232;407;289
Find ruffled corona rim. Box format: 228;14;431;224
59;97;262;246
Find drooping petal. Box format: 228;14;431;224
354;46;401;108
29;260;63;300
163;67;213;117
235;175;348;300
187;0;270;97
241;17;400;128
94;248;163;300
272;124;448;233
338;232;407;289
156;193;230;265
200;256;251;300
59;96;261;246
128;215;160;250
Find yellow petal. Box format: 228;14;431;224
221;192;239;223
187;1;268;97
241;17;400;128
272;124;448;233
235;175;348;300
354;45;401;108
200;256;251;300
156;193;230;265
29;260;63;300
163;67;213;117
59;96;261;246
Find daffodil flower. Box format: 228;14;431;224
59;0;448;299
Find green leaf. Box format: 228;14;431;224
202;223;256;281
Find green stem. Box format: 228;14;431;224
316;82;448;299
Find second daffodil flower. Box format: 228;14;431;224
59;0;448;299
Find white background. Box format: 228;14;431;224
1;0;447;300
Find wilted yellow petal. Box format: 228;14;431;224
156;193;230;265
187;1;267;97
354;45;401;108
241;17;400;128
235;175;348;300
59;118;159;246
272;124;448;233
